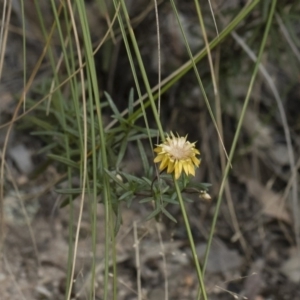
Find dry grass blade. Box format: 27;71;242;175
275;13;300;62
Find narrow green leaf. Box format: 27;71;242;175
24;115;54;131
126;195;135;208
36;142;57;154
187;181;212;191
116;135;129;167
55;188;87;195
139;197;153;203
146;207;162;221
118;190;133;201
104;91;121;119
48;154;79;169
141;177;152;186
128;88;134;116
137;139;149;173
183;197;194;203
120;172;144;184
161;207;177;223
161;196;178;205
30;131;64;138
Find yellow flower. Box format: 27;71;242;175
154;132;201;179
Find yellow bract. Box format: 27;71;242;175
154;132;201;179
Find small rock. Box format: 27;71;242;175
9;144;33;174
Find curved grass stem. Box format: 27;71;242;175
174;179;207;300
203;0;278;276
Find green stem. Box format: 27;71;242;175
174;179;207;300
119;0;165;141
203;0;278;274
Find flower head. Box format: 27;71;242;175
154;132;201;179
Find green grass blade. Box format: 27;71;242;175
202;0;277;276
169;0;229;162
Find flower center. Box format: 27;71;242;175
168;144;190;160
